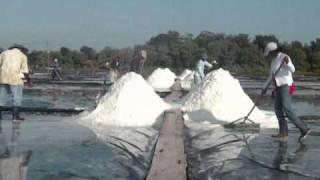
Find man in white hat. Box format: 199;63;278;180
262;42;310;142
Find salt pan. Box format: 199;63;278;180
182;68;277;128
85;72;169;127
147;68;176;90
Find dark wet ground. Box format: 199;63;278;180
186;122;320;180
0;76;319;180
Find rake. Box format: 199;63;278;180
224;60;286;130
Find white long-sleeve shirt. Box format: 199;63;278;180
0;48;29;85
196;59;212;79
263;52;295;89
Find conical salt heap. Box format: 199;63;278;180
182;68;277;128
147;68;176;90
179;69;195;90
86;72;169;127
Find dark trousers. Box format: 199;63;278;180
274;85;308;135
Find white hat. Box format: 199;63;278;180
264;42;278;56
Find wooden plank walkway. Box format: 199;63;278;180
146;110;187;180
0;106;85;114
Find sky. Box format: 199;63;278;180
0;0;319;50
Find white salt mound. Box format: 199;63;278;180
182;68;277;128
180;71;195;90
147;68;176;90
86;72;169;127
179;69;193;80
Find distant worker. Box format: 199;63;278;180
194;53;215;84
0;45;32;121
106;56;121;83
51;58;62;80
262;42;310;142
130;49;147;75
112;56;121;75
111;56;121;73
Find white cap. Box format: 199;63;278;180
264;42;278;56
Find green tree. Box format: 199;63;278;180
59;47;73;67
194;31;226;49
80;46;97;60
207;40;240;68
232;34;251;48
28;51;48;68
288;48;308;71
253;35;279;51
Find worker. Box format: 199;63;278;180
0;45;32;121
51;58;62;80
111;56;121;73
109;56;121;81
261;42;310;141
130;49;147;75
194;53;214;84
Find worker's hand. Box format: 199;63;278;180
26;80;33;87
283;56;289;64
24;73;32;87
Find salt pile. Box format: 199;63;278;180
147;68;176;90
182;68;277;128
179;69;195;90
179;69;193;80
85;72;169;127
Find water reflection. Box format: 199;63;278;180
186;123;320;180
0;121;32;180
274;140;309;171
273;140;288;169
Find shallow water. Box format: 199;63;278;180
0;116;157;179
23;91;96;109
186;122;320;180
0;89;157;180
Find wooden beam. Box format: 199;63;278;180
146;110;187;180
0;106;85;114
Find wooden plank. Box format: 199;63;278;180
0;152;31;180
0;106;85;114
164;91;184;102
146;110;187;180
164;82;184;102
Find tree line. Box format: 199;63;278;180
2;31;320;75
